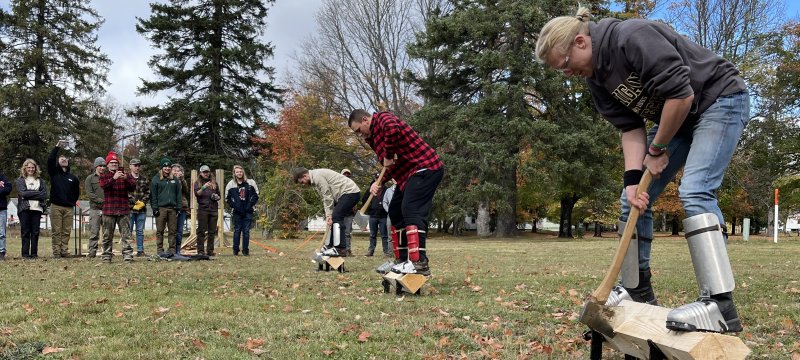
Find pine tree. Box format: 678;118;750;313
132;0;283;169
0;0;110;176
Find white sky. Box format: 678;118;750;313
93;0;323;107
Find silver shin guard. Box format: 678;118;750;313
666;213;736;332
332;223;341;247
618;220;639;288
684;213;735;296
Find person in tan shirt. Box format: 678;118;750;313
293;168;360;256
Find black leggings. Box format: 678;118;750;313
388;168;444;258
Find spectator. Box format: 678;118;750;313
16;159;48;260
362;174;390;257
0;171;13;260
127;158;150;256
99;152;136;262
171;164;189;254
47;140;80;258
150;157;181;255
225;165;259;256
194;165;220;256
84;157;105;258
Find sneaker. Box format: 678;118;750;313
376;260;396;274
391;260;417;274
321;247;340;257
135;251;146;257
364;250;374;257
413;259;431;276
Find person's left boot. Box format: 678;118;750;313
666;292;742;333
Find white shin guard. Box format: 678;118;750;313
618;220;639;288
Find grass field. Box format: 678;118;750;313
0;229;798;359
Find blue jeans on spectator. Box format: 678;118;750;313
175;210;187;254
232;212;253;255
619;91;750;270
0;210;6;254
129;211;147;253
368;216;389;255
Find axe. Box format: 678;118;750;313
580;171;653;334
358;157;393;215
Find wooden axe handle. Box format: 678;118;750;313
359;162;390;215
591;171;653;303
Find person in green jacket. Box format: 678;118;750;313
150;157;181;255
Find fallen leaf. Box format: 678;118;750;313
218;329;231;337
22;303;35;314
42;346;65;355
244;337;265;350
357;331;371;342
791;351;800;360
154;307;170;315
114;312;124;318
322;350;334;356
437;336;449;347
95;298;108;304
192;339;206;349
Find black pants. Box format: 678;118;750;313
329;192;360;248
388;168;444;260
197;211;218;255
20;209;42;258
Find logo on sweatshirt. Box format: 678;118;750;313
611;72;664;122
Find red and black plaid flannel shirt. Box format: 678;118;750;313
100;172;136;215
367;112;442;190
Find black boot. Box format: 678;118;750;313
624;268;657;305
711;291;742;332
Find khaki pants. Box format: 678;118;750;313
156;208;177;254
87;209;103;256
197;211;218;255
102;214;133;260
50;205;73;257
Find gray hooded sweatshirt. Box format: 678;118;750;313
587;18;746;132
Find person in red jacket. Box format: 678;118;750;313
348;109;444;276
98;151;136;263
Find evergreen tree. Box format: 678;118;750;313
132;0;282;169
0;0;110;177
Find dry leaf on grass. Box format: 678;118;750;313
244;337;265;350
218;328;231;337
22;303;35;314
192;339;206;349
357;331;371;342
437;336;449;347
791;351;800;360
114;312;124;318
42;346;65;355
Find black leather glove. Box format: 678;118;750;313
153;210;160;218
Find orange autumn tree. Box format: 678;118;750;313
252;92;371;238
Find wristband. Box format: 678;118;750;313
623;169;644;187
648;145;666;157
650;142;668;150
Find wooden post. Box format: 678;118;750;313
216;169;226;248
585;300;750;359
181;170;199;250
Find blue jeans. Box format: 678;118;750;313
175;210;187;254
129;212;147;252
620;91;750;269
368;216;389;255
232;212;253;254
0;210;6;253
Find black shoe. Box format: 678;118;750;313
0;252;5;261
624;268;658;305
413;259;431;276
135;251;146;257
242;250;249;256
712;292;743;332
233;252;239;256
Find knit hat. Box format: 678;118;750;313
129;158;142;165
105;151;119;164
159;157;172;168
199;165;211;172
93;157;105;168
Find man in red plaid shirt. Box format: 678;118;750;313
99;151;136;263
348;109;444;276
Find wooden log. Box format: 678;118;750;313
181;170;199;250
397;274;428;294
325;256;345;270
593;300;750;360
215;168;226;247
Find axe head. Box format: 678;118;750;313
579;300;618;339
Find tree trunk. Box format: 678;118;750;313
593;221;603;237
558;193;579;238
476;203;492;237
671;215;680;235
531;218;538;233
494;165;518;237
730;217;737;235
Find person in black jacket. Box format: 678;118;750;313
48;140;81;258
225;165;259;256
0;172;12;260
361;174;390;257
